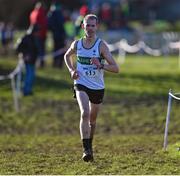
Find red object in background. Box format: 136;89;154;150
100;3;112;22
79;5;89;16
30;4;47;39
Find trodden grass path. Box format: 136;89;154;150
0;134;179;175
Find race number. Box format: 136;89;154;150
85;70;96;77
83;67;98;78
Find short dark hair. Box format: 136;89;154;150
83;14;98;24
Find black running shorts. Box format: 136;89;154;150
74;84;105;104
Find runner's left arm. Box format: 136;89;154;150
100;41;119;73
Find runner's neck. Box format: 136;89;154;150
83;36;97;48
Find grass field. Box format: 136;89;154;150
0;55;180;174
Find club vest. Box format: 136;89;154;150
75;38;105;90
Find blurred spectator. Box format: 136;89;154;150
0;22;15;55
6;22;15;52
99;2;112;29
112;5;123;29
75;5;89;38
48;1;66;68
29;1;47;68
0;22;8;55
90;3;99;15
121;0;130;27
16;25;38;96
63;10;75;40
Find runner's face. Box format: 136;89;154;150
83;18;97;38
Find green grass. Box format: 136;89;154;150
0;55;180;174
0;134;179;174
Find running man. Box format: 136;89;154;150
64;14;119;162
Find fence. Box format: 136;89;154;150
0;58;24;112
0;37;180;112
163;89;180;150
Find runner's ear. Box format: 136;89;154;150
81;23;84;29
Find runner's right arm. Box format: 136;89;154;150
64;40;79;80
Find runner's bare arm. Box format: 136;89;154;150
64;41;77;72
64;41;79;79
100;41;119;73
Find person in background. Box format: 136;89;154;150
30;1;47;68
64;14;119;162
0;22;15;55
48;1;66;68
0;22;8;55
99;2;112;29
16;25;38;96
63;10;75;41
75;5;89;39
6;22;15;53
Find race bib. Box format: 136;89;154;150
83;67;98;78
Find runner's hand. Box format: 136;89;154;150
90;58;101;69
70;70;79;80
